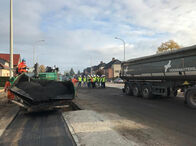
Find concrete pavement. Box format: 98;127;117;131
63;110;137;146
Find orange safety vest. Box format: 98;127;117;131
72;78;78;85
18;62;27;73
4;81;14;100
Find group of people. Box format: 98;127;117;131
74;75;106;88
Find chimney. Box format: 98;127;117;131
112;57;115;61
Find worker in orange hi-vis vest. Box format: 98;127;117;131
71;77;78;97
4;78;15;100
17;59;28;74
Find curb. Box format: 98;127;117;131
62;113;81;146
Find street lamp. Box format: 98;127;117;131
10;0;13;77
33;40;45;65
115;37;126;61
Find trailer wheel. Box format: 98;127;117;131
125;85;132;95
142;85;152;99
186;89;196;109
132;85;140;97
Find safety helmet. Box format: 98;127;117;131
22;58;26;62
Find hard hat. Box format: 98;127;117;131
22;58;26;62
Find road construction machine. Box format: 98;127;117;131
9;65;75;112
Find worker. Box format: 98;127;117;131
71;77;78;86
83;76;87;87
96;75;100;88
92;75;96;88
4;77;15;101
101;75;106;88
78;76;82;87
17;59;28;74
87;75;91;88
71;77;78;97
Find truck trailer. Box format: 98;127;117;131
120;45;196;108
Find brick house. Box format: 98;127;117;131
104;58;121;79
0;54;21;77
83;61;106;75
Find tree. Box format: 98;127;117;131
96;69;104;76
39;65;46;73
157;40;181;53
69;68;75;76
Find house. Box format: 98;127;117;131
104;58;121;79
83;61;106;75
83;67;91;75
0;54;21;77
97;61;105;70
0;63;10;77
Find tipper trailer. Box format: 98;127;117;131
121;45;196;108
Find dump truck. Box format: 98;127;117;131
121;45;196;108
9;65;75;112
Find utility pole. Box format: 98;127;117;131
10;0;13;77
115;37;126;61
33;40;45;66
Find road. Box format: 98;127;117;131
0;110;76;146
76;87;196;146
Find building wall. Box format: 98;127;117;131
112;64;121;78
105;68;113;79
0;69;10;77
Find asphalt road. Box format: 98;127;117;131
76;87;196;146
0;110;76;146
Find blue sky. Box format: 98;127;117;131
0;0;196;73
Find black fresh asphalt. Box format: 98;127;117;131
0;110;76;146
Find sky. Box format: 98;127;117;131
0;0;196;73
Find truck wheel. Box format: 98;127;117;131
125;85;132;95
142;85;152;99
132;85;140;97
186;89;196;109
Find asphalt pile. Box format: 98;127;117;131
16;79;72;102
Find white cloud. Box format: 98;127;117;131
0;0;196;72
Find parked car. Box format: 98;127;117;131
113;78;124;83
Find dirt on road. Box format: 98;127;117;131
0;91;19;137
75;87;196;146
